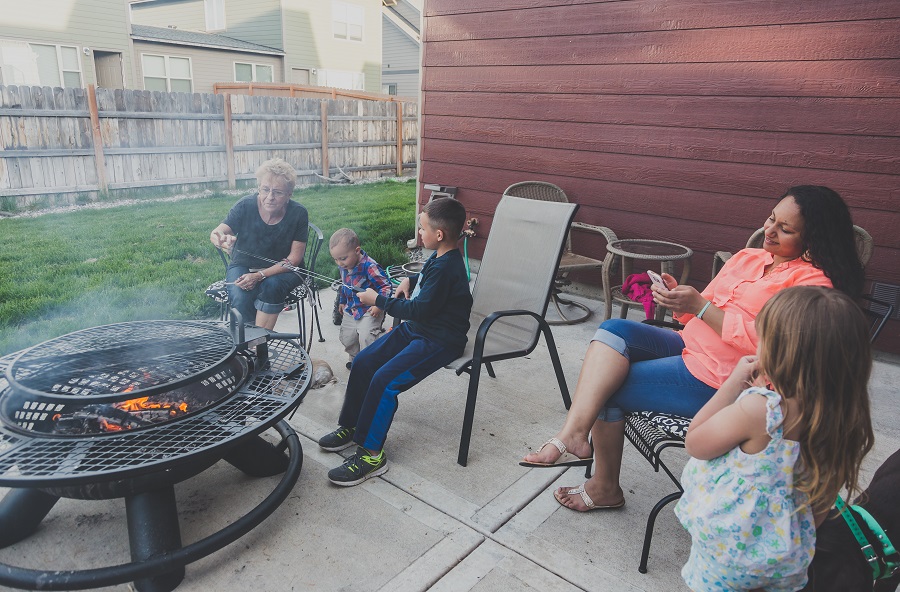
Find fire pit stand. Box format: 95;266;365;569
0;320;312;592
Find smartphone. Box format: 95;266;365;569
647;270;667;289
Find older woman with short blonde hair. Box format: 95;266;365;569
210;158;308;329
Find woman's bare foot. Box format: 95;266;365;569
554;480;624;512
522;434;592;465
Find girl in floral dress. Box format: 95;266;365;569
675;286;874;591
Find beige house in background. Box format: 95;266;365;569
0;0;384;94
0;0;134;89
130;0;383;93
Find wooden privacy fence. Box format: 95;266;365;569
0;84;418;209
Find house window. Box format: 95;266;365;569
333;1;364;42
0;40;82;88
142;54;192;92
384;83;397;95
205;0;226;31
317;69;364;91
234;62;273;83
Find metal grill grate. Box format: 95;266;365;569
0;329;311;488
6;321;237;403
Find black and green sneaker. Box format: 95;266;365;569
318;426;356;452
327;447;388;486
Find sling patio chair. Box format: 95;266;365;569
447;195;579;466
205;222;325;350
502;181;616;325
624;223;883;574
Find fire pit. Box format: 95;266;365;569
0;318;311;592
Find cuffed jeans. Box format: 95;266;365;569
591;319;716;422
225;264;302;324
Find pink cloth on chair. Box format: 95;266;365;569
622;272;656;319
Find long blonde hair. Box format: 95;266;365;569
755;286;874;514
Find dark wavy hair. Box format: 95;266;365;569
782;185;864;299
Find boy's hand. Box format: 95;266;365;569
394;278;411;299
358;288;378;306
339;303;345;315
368;306;382;317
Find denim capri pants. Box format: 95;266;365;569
226;264;302;323
592;319;716;422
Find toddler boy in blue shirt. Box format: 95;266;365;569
330;228;392;369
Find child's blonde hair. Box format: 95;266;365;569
329;228;360;250
755;286;873;514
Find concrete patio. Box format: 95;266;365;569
1;291;897;592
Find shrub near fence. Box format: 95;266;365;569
0;84;418;210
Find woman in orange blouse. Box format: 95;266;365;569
521;186;865;512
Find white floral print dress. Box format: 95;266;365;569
674;387;816;592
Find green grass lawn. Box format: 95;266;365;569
0;180;416;356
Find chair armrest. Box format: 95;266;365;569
571;222;618;243
456;309;547;375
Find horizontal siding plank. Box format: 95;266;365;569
425;21;900;66
424;0;609;17
423;93;900;137
423;61;900;98
422;115;900;175
420;138;898;209
426;0;900;40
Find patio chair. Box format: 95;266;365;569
447;195;579;466
502;181;617;325
624;223;880;574
205;222;325;350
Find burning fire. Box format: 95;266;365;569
115;396;189;415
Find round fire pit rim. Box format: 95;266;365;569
3;319;238;406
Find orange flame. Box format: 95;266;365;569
114;396;188;414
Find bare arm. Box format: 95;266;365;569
685;356;766;459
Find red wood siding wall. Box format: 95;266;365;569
419;0;900;351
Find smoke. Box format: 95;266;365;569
0;284;208;357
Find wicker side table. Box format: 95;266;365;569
602;239;693;321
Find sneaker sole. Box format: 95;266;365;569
328;462;388;487
319;440;356;452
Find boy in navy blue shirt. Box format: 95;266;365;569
318;198;473;486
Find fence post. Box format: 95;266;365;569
320;101;329;178
396;101;403;177
223;93;236;189
87;84;108;194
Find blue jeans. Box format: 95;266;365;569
225;264;302;324
338;323;462;452
592;319;716;422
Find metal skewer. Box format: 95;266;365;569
228;247;365;292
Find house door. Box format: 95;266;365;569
291;68;310;85
93;51;124;89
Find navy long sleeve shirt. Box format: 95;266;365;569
375;249;473;353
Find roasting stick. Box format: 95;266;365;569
229;247;365;292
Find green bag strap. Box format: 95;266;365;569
835;496;900;581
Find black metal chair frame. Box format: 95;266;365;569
624;293;894;574
455;310;571;467
446;195;579;467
